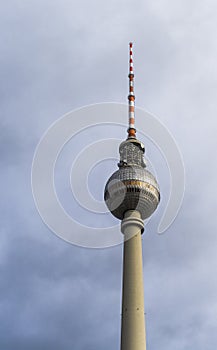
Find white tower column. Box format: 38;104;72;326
120;210;146;350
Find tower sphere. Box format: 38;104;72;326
104;138;160;220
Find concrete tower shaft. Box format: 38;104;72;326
120;210;146;350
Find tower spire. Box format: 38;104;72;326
128;42;136;139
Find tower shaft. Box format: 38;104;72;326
120;210;146;350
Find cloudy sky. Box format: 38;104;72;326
1;0;217;349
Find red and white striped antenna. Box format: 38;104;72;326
128;42;136;138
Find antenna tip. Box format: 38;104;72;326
129;42;133;47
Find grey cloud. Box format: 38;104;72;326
1;0;217;349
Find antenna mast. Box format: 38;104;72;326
128;42;136;138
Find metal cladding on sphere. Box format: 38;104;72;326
104;139;160;220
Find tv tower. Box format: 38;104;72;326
104;43;160;350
